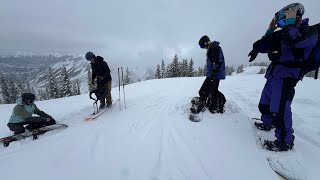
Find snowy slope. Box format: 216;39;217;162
0;67;319;180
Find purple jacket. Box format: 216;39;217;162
206;41;226;79
258;19;318;80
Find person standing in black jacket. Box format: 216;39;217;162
85;52;113;109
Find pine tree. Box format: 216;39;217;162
47;67;60;99
258;68;266;74
237;65;244;73
16;81;26;98
0;75;11;104
187;59;195;77
60;66;72;97
226;65;235;76
75;79;81;95
167;54;180;77
155;64;161;79
160;59;166;78
181;59;188;77
124;67;133;84
87;67;95;92
8;80;19;103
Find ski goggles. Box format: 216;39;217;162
276;19;286;27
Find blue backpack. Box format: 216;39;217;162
303;23;320;79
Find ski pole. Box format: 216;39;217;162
121;67;126;109
118;68;121;110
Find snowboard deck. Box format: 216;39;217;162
188;97;203;122
0;123;68;147
250;118;307;180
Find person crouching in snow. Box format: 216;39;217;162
7;93;56;135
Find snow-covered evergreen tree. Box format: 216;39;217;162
187;59;195;77
47;67;60;99
167;54;180;78
258;68;266;74
155;64;161;79
8;80;19;103
180;59;188;77
60;66;72;97
237;65;244;73
87;67;95;92
0;75;11;104
124;67;134;84
160;59;166;78
226;65;235;76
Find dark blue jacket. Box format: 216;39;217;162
206;41;226;79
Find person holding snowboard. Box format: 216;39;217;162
85;51;113;109
7;93;56;135
192;35;226;114
248;3;318;151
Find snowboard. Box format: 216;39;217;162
188;97;203;122
84;99;120;121
251;118;307;180
0;123;68;147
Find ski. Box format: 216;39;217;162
84;99;120;121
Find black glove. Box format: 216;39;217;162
248;49;259;62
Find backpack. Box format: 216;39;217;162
206;90;226;114
89;86;107;101
303;23;320;79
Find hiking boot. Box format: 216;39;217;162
254;122;275;131
106;103;112;108
263;140;294;152
99;103;106;109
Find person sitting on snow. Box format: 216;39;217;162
7;93;56;135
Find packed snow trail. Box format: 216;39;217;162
1;67;319;179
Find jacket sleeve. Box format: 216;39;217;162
283;25;318;49
24;117;48;123
91;64;96;80
34;104;52;119
253;29;285;54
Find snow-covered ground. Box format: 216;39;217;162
0;66;319;180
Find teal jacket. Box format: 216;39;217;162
8;98;44;123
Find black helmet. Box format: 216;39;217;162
85;51;95;60
22;93;35;103
199;35;211;49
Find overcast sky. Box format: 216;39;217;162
1;0;320;69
